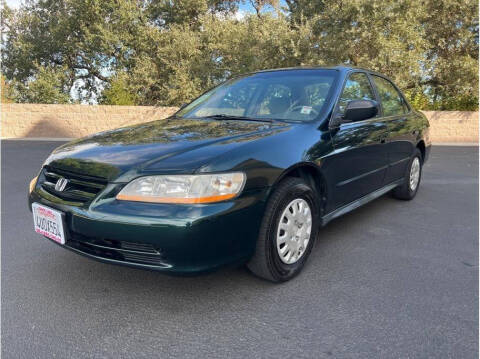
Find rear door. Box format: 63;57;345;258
325;72;389;211
370;75;413;184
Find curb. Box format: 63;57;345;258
433;142;478;146
1;137;74;141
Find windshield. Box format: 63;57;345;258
176;69;338;122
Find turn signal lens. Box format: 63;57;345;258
29;176;38;194
116;173;246;204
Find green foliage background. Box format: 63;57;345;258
1;0;478;110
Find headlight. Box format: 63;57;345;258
116;173;246;204
29;176;38;194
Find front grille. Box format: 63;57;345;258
120;241;158;253
40;166;107;204
67;233;167;267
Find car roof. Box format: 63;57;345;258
251;65;383;77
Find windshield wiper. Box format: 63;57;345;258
201;114;273;123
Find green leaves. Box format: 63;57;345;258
286;0;478;110
8;64;71;104
100;72;138;105
2;0;478;109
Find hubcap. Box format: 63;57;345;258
409;157;421;191
276;198;312;264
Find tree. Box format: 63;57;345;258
2;0;478;109
100;72;138;105
286;0;479;110
247;0;280;17
418;0;478;110
147;0;238;27
2;0;146;101
1;74;13;103
8;64;71;104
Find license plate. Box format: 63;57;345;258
32;203;66;245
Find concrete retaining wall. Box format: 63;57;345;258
1;104;478;143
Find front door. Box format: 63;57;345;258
323;72;389;212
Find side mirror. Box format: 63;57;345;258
344;100;378;123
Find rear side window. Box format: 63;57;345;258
371;76;408;116
337;72;376;116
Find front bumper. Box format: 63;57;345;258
29;185;269;274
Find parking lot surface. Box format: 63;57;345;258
2;140;478;358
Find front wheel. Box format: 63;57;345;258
247;177;319;282
392;148;423;200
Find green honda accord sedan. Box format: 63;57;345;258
29;66;431;282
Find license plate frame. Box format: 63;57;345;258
32;203;67;245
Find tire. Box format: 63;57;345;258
392;148;423;200
247;177;319;282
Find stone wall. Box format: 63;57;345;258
421;111;478;143
1;103;478;143
1;104;177;138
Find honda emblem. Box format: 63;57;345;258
55;178;69;192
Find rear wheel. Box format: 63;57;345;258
247;177;319;282
392;148;423;200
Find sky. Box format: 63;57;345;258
5;0;21;8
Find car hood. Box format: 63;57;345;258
44;118;289;181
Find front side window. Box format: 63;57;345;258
337;72;376;116
176;70;338;122
371;76;408;117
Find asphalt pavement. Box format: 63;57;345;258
1;140;478;358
